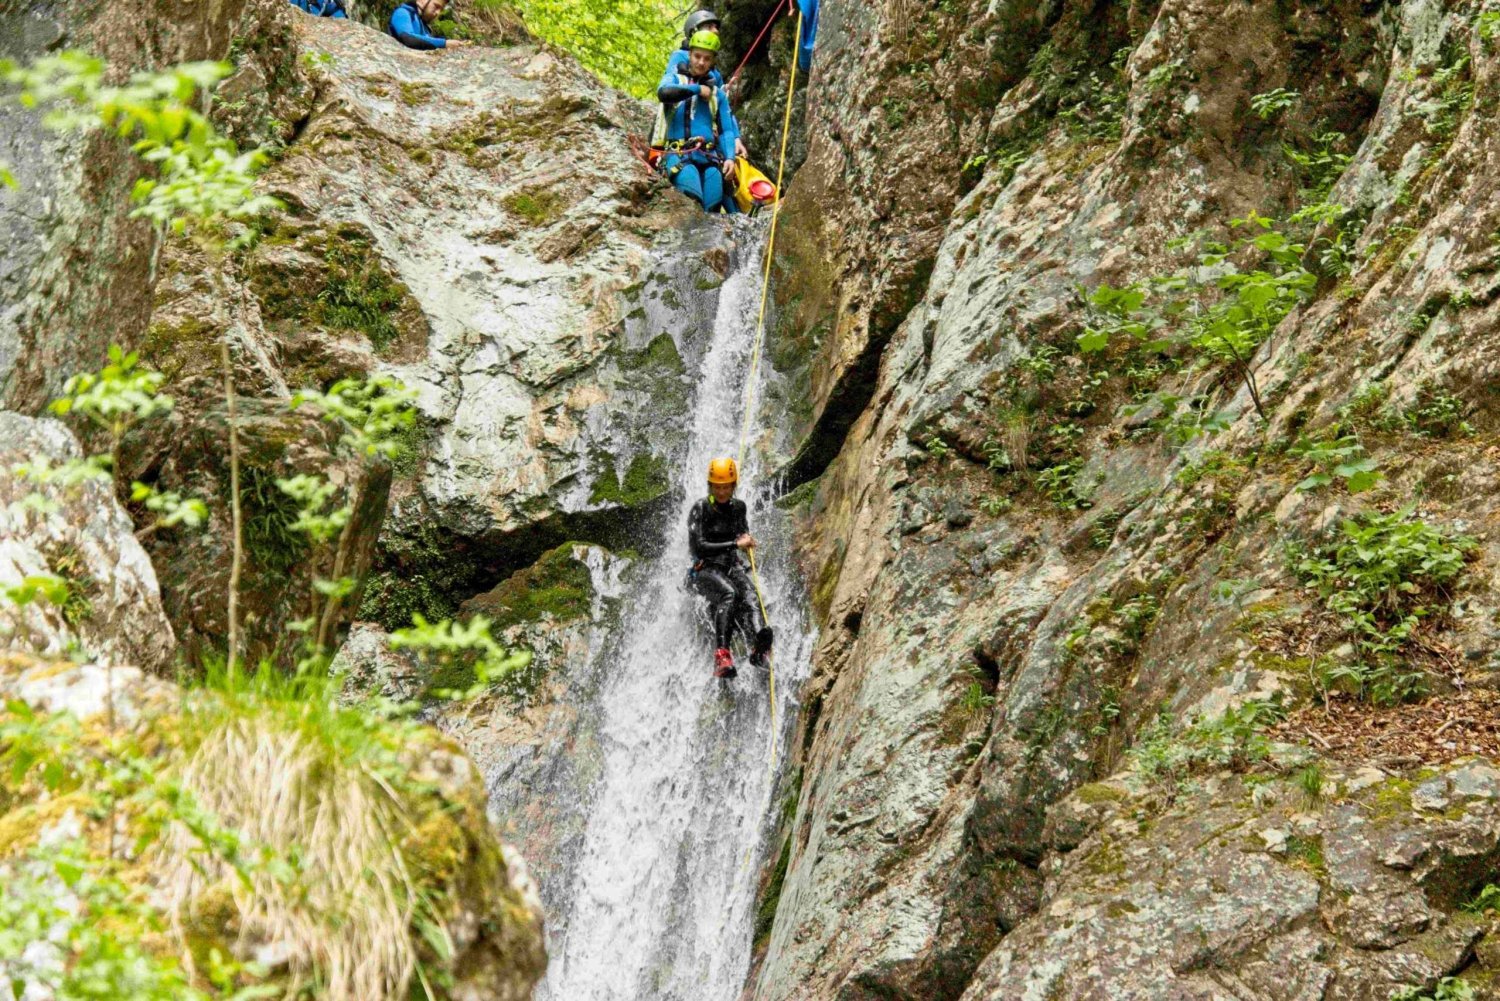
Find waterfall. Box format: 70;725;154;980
533;222;812;1001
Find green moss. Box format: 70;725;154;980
1084;838;1127;879
619;333;685;376
250;225;414;353
1074;782;1129;806
753;832;792;950
1369;777;1415;821
810;539;846;623
471;544;595;633
1284;834;1326;876
399;81;433;106
504;189;564;226
590;452;670;507
1104;899;1140;918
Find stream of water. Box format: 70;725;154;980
534;224;812;1001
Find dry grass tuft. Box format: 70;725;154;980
157;695;445;1001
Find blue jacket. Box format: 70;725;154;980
656;57;739;159
290;0;346;16
664;50;741;140
389;3;447;48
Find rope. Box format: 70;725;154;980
735;7;802;774
726;0;794;89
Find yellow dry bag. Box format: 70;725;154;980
732;157;778;214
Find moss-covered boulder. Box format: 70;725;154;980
0;652;547;1000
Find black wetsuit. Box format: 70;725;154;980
687;496;765;650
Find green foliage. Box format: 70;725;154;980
959;681;995;720
0;52;279;237
505;0;681;98
1479;11;1500;41
1295;762;1325;803
290;376;418;461
1393;978;1476;1001
316;241;406;351
130;481;208;532
922;435;953;461
1292;508;1475;705
1250;87;1299;120
1460;883;1500;914
1131;696;1288;786
1405;387;1474;438
1036;459;1092;510
49;345;171;432
19;348;208;538
1288;430;1383;493
1283;131;1351;203
275;473;350;545
0;698;281;1000
389;614;531;700
1088;214;1314;425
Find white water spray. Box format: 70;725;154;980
535;225;811;1001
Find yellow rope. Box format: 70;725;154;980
736;9;803;774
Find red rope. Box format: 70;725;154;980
726;0;794;89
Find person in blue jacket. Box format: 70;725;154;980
655;31;739;214
388;0;471;51
666;10;748;161
289;0;346;17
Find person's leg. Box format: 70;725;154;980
692;567;737;650
669;159;709;210
728;564;772;664
700;164;727;214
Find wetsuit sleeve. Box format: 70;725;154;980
390;7;447;48
658;62;697;104
734;500;751;539
689;501;738;559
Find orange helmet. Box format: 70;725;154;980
707;457;738;485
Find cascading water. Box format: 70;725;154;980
535;223;812;1001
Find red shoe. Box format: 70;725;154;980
714;647;737;679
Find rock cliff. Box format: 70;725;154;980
731;0;1500;998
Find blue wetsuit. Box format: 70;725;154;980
388;3;447;48
657;56;740;214
290;0;347;16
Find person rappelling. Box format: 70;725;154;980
688;458;773;679
653;29;741;214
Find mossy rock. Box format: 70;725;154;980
464;543;596;633
503;189;565;226
590;451;670;507
245;223;427;358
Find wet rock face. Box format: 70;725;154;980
133;13;733;646
756;0;1500;997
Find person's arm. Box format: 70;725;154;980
658;62;698;104
689;501;738;558
390;7;447;48
716;86;740;161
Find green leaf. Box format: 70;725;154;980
1077;327;1110;353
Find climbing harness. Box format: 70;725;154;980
734;5;804;774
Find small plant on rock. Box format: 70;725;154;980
1291;508;1475;705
